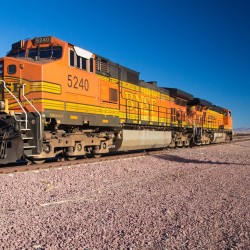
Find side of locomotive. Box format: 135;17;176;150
0;36;232;164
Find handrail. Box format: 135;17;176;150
0;80;28;130
21;84;42;140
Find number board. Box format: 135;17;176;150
33;36;51;45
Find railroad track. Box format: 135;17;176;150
1;136;249;175
0;151;150;175
233;134;250;141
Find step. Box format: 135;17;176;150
22;137;34;140
23;145;36;149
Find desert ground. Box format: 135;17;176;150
0;141;249;249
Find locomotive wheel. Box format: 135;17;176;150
63;153;77;161
31;159;46;164
92;154;102;158
63;149;77;161
66;156;77;161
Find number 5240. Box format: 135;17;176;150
67;75;89;91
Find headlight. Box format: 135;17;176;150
0;101;5;110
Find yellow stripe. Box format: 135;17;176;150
3;77;61;94
30;82;61;94
6;98;171;125
98;76;173;102
98;75;119;83
43;99;64;110
66;102;120;116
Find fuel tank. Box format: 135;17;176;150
116;129;172;151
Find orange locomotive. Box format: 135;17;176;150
0;36;232;164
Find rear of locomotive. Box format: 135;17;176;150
187;98;233;144
206;105;233;143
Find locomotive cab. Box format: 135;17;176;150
0;36;119;163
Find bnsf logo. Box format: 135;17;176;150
5;82;19;92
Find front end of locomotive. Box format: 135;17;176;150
0;60;24;164
0;37;51;164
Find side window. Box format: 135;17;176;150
77;55;81;68
171;108;176;122
8;65;17;74
70;50;75;67
90;58;94;72
82;58;87;70
69;48;92;72
76;56;87;70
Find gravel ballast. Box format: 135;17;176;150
0;141;249;249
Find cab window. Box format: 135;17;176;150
28;46;62;59
69;49;93;72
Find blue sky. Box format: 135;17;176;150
1;0;249;128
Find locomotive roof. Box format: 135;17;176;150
163;88;193;100
139;80;170;95
188;98;212;107
6;36;227;110
210;105;225;113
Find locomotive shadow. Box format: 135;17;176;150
153;154;248;166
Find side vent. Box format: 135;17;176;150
109;88;118;103
127;71;138;84
96;57;109;74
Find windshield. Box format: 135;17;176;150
7;50;25;58
28;46;62;59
